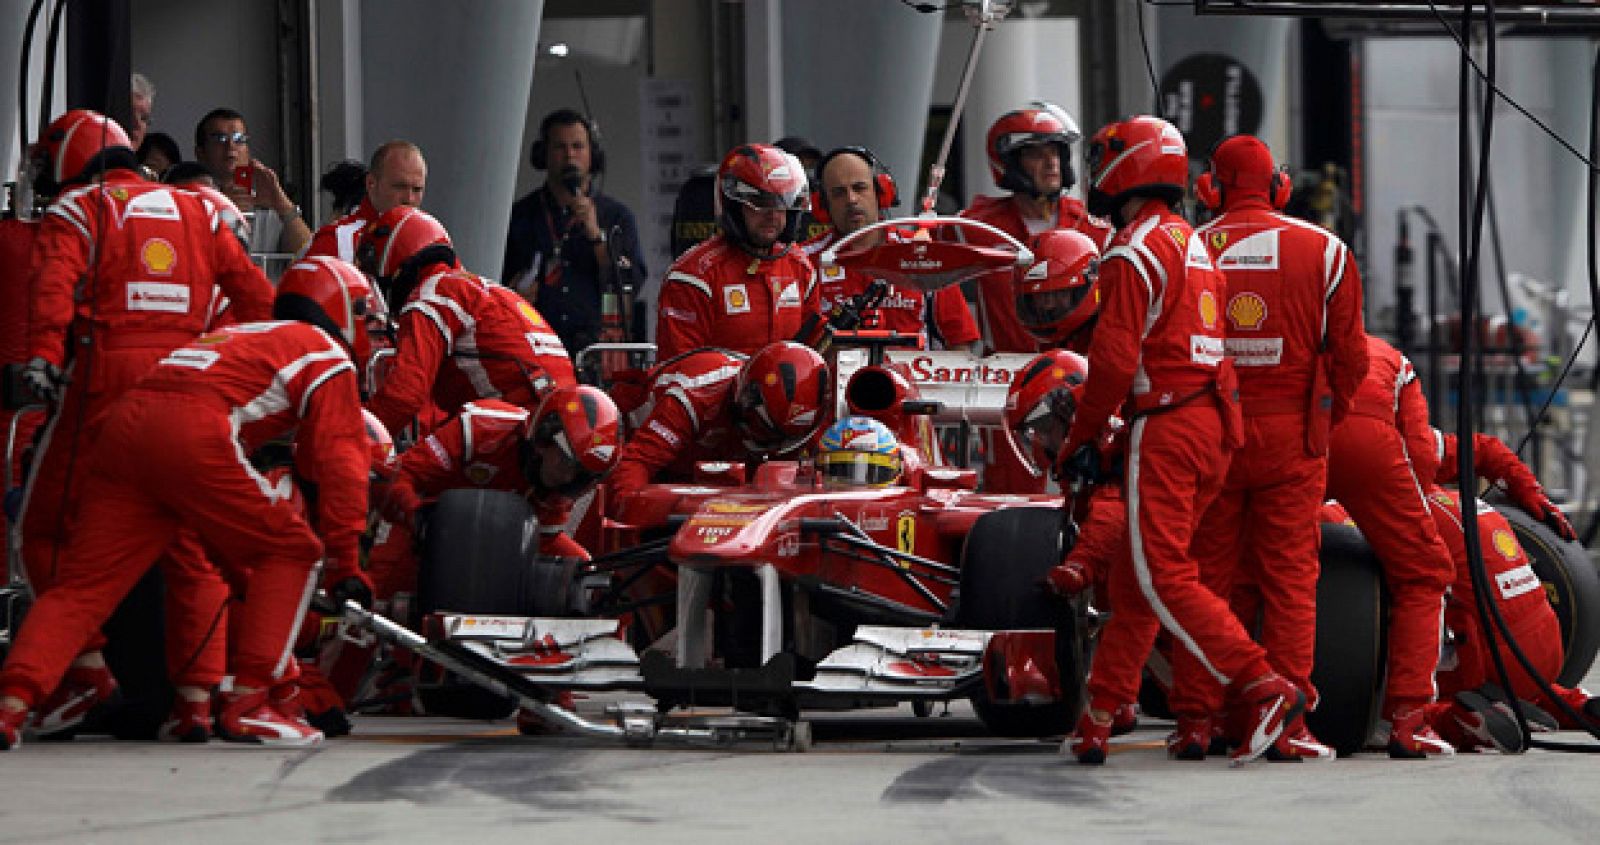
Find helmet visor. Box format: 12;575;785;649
723;175;809;212
819;451;902;488
1010;395;1072;476
1017;285;1090;331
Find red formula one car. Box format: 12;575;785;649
340;218;1101;746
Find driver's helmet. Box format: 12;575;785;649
1004;350;1089;476
817;416;903;489
522;385;622;499
1015;229;1101;345
732;341;828;454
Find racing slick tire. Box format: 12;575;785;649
1494;504;1600;686
1306;523;1387;757
955;506;1084;737
416;489;552;720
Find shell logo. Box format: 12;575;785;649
141;238;177;275
1165;226;1187;249
566;400;580;413
729;287;748;309
1197;290;1218;329
1492;529;1520;561
1209;231;1228;251
517;301;545;327
1227;292;1268;330
764;372;778;386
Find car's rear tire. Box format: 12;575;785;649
955;506;1084;737
1306;523;1387;756
1495;505;1600;686
416;489;550;720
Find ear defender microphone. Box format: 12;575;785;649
809;146;898;226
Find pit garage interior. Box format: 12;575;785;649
1;1;1600;840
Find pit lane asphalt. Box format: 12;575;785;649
3;676;1599;844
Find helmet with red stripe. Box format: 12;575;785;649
355;206;458;307
1004;350;1089;477
275;255;385;365
732;341;828;455
32;109;136;196
1084;115;1188;226
1014;229;1101;346
523;385;622;499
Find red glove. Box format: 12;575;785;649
1044;559;1091;597
1504;476;1577;542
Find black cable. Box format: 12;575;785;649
38;0;67;151
1425;0;1597;173
16;0;47;174
1136;1;1163;117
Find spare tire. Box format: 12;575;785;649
419;489;557;617
416;489;550;721
1307;523;1387;756
1496;504;1600;686
955;506;1084;737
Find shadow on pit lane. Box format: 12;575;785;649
326;738;638;813
880;746;1112;804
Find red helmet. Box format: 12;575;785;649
732;341;828;455
185;184;251;249
274;255;384;365
360;408;397;477
32;109;134;194
1015;230;1101;345
986;103;1081;196
523;385;622;499
714;143;810;256
355;206;457;304
1004;350;1089;476
1085;116;1188;224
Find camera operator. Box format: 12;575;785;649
503;108;646;356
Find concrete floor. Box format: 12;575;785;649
2;691;1599;844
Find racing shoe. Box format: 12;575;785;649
1109;703;1139;737
216;689;324;747
0;706;25;751
516;691;577;736
1166;715;1212;761
1264;718;1335;762
1448;690;1524;754
1230;673;1305;767
1388;705;1455;759
158;695;213;743
1064;710;1113;765
33;663;118;739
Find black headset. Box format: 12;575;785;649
528;108;606;174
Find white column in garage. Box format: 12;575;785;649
358;0;544;277
774;1;942;212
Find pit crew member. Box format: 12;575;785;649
17;110;274;737
379;389;621;569
801;146;979;352
655;144;822;359
1324;334;1457;757
0;257;377;750
1062;115;1300;766
608;342;828;512
1181;133;1369;760
303;139;427;262
960;104;1113;494
358;206;575;434
1012;228;1103;355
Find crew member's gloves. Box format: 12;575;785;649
1505;477;1578;542
1043;559;1090;597
21;356;67;403
326;569;375;611
1060;443;1104;487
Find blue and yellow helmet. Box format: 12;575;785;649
817;416;902;488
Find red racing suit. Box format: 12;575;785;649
1188;198;1368;711
382;399;589;562
1063;203;1269;716
655;233;820;360
1325;336;1455;716
958;194;1113;493
0;320;369;706
19;173;274;686
302;196;379;262
607;348;748;512
800;229;979;350
367;267;575;434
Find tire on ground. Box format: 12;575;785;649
1307;522;1387;756
955;506;1084;737
1496;505;1600;686
416;489;557;719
